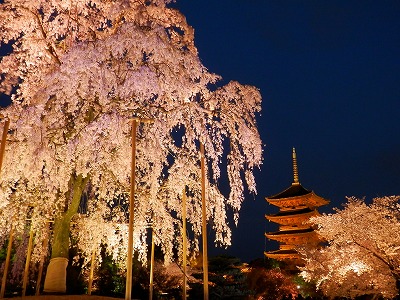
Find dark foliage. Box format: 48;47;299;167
66;246;87;295
188;255;249;300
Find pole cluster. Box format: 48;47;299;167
0;119;52;298
0;117;211;300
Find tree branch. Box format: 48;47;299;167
16;5;61;65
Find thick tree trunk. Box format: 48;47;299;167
43;174;89;294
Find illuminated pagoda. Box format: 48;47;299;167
264;148;329;267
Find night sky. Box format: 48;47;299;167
174;1;400;262
0;1;399;263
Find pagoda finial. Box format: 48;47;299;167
292;147;300;185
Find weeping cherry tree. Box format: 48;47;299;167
0;0;262;293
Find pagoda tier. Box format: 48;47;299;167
267;184;329;210
264;249;300;260
265;228;319;245
264;250;304;268
264;148;329;268
265;207;319;227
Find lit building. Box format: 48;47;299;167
264;148;329;267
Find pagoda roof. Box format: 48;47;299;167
264;250;300;260
268;183;311;199
265;249;298;255
266;208;318;225
265;229;319;244
269;207;313;217
266;185;329;208
266;227;314;237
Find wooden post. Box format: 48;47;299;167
22;221;34;296
200;143;208;300
182;188;187;300
0;228;14;298
35;223;50;296
88;250;96;295
149;227;155;300
0;118;10;299
126;119;137;300
0;118;10;175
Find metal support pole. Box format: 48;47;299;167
0;228;14;298
88;250;96;295
200;143;208;300
149;228;155;300
125;119;137;300
22;221;34;296
182;188;187;300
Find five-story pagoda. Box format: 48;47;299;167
264;148;329;267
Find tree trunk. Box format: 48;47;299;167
43;174;89;293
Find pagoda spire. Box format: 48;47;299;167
292;147;299;185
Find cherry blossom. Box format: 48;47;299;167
0;0;262;290
299;196;400;299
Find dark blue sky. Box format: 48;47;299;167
175;0;400;261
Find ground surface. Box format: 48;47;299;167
6;296;122;300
